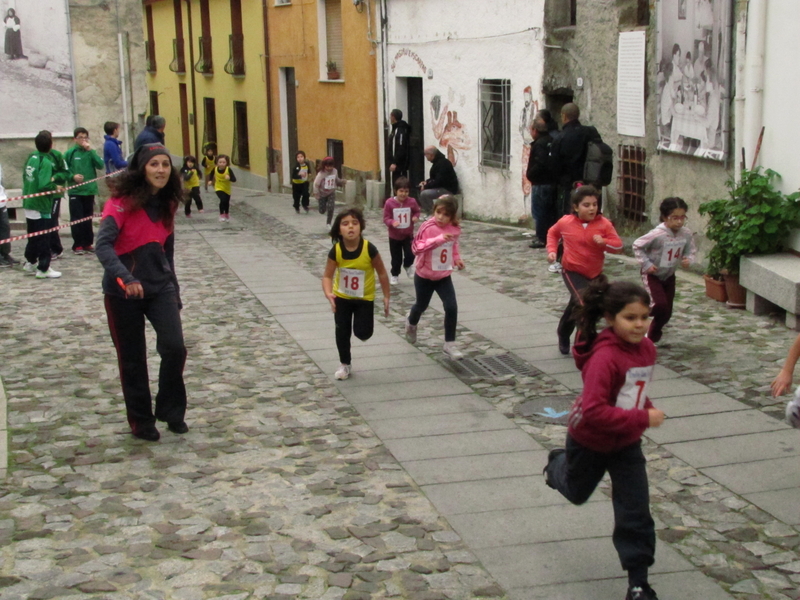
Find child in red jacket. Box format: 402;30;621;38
543;276;666;600
547;185;623;354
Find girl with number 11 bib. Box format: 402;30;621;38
322;208;390;381
405;196;465;359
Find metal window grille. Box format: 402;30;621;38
479;79;511;170
195;36;213;74
617;145;647;222
145;40;156;73
169;38;186;74
224;34;245;76
232;101;250;168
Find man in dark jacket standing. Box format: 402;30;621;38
388;109;410;191
526;116;557;248
134;115;166;151
551;103;603;216
418;146;459;214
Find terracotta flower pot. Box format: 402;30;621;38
724;273;747;309
704;274;727;303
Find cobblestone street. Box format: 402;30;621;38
1;188;799;600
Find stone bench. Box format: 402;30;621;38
740;253;800;330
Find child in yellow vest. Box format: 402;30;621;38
201;143;216;192
180;155;204;217
322;208;390;380
213;154;236;222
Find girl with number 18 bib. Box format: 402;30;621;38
543;277;666;600
322;208;390;381
405;195;465;359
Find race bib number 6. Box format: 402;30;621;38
338;268;365;298
393;207;411;229
616;366;654;410
432;241;454;272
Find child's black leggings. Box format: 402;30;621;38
408;274;458;342
388;237;414;276
185;187;203;215
216;191;230;215
334;297;374;365
546;435;655;584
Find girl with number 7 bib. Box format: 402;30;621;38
632;197;696;343
543;277;666;600
405;196;465;359
322;208;390;381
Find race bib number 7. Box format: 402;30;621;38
393;207;411;229
432;241;454;272
616;366;654;410
338;268;365;298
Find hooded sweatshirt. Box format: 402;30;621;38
411;217;461;281
567;328;655;453
546;214;623;279
632;222;697;281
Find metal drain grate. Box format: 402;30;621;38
444;353;540;379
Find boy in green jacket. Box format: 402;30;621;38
22;131;63;278
64;127;104;254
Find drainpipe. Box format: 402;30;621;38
115;0;130;156
733;11;746;174
379;0;389;197
185;0;199;160
262;0;275;190
742;0;766;171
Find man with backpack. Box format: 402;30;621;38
549;103;613;272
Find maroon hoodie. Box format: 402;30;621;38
567;328;656;453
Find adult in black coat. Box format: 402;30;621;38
388;109;410;190
134;115;167;151
550;103;602;216
418;146;460;213
526;117;557;248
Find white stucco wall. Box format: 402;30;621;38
757;0;800;195
382;0;546;221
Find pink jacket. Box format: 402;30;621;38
412;218;462;281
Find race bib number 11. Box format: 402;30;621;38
393;207;411;229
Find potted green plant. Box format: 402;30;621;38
326;60;339;80
699;167;800;307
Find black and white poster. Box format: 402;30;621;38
656;0;731;161
1;0;76;137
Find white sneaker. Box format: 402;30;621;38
22;261;36;273
548;262;563;274
443;342;464;360
35;267;61;279
405;319;417;344
334;364;351;380
390;275;399;285
405;265;415;278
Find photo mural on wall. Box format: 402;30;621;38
656;0;731;161
0;0;76;136
430;94;471;166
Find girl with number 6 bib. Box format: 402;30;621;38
632;197;696;343
405;195;465;359
322;208;390;381
543;277;666;600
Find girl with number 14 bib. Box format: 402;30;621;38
405;196;465;359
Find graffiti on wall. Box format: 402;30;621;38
519;86;538;204
430;95;471;166
390;48;427;74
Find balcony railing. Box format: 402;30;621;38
169;38;186;74
145;40;156;73
194;35;213;74
224;33;245;76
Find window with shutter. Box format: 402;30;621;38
322;0;343;77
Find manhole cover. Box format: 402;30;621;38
515;395;575;424
443;353;540;379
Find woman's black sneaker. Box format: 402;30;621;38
132;425;160;442
626;584;658;600
167;421;189;434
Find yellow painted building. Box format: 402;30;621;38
142;0;380;190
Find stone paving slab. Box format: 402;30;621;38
534;357;579;375
646;409;788;444
447;501;614;549
648;378;713;397
368;410;517;440
342;379;474;403
402;450;548;485
384;429;544;462
304;342;419;363
702;456;800;494
743;488;800;525
332;365;453;387
358;394;492;420
474;537;696;590
316;351;436;374
655;392;751;417
664;429;800;467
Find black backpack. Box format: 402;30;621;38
582;129;614;187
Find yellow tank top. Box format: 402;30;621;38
202;155;215;177
214;167;232;194
332;239;375;301
184;168;199;189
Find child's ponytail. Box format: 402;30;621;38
574;276;651;346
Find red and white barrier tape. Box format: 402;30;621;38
4;168;125;203
0;214;100;245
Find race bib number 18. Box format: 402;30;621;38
393;207;411;229
432;241;454;272
616;366;654;410
338;268;365;298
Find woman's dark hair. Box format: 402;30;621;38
574;275;651;346
434;195;460;226
536;109;558;132
108;155;182;229
570;184;600;207
394;176;410;190
659;197;688;221
329;208;366;242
